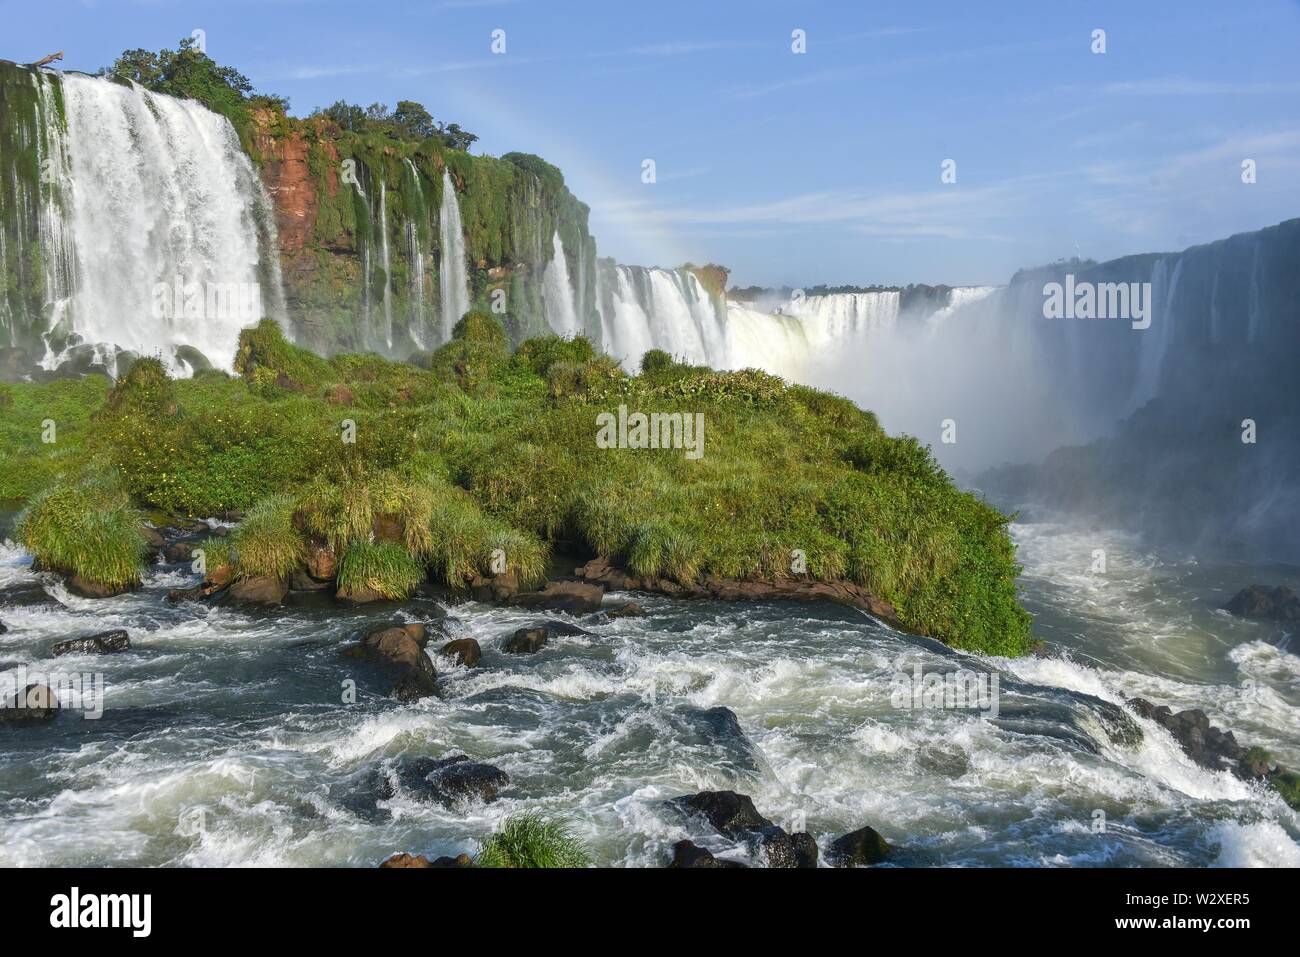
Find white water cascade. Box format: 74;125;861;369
377;181;393;349
403;159;428;348
43;72;285;373
542;232;581;337
777;291;902;352
438;169;470;340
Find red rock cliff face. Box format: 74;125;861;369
252;108;326;255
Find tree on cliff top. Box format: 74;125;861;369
106;38;288;130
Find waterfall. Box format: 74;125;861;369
542;232;580;336
403;159;428;348
32;71;285;374
778;291;902;351
377;180;393;349
438;169;470;339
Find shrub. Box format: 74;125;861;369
336;540;424;599
231;493;305;579
15;472;147;588
475;813;592;869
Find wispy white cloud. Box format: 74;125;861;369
1102;77;1300;96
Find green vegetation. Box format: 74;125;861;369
475;813;592;869
14;471;147;589
0;315;1032;655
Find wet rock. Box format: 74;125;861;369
469;570;519;603
431;853;475;868
0;620;6;634
673;790;773;835
605;601;646;619
827;825;892;867
51;630;130;656
503;626;548;654
0;683;58;724
174;345;213;373
671;790;816;868
751;826;818;868
226;576;288;607
304;541;337;582
361;626;437;700
1224;585;1300;621
384;755;509;807
163;541;194;563
507;579;605;614
668;840;746;868
141;525;166;555
66;575;133;599
379;852;430;868
289;568;331;592
1127;697;1245;773
0;582;61;608
335;582;386;605
440;638;482;668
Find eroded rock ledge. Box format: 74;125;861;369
573;556;900;623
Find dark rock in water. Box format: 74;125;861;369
174;345;213;373
361;626;437;701
163;541;194;563
668;840;746;868
0;620;6;634
440;638;482;668
226;576;289;607
672;790;773;836
1128;698;1246;774
605;601;646;619
671;790;817;868
0;582;62;608
379;852;431;868
51;630;130;656
503;626;548;654
0;683;58;724
66;575;133;599
827;825;892;867
751;826;819;868
469;570;519;603
507;579;605;614
1224;585;1300;621
431;853;474;868
383;755;509;807
288;569;332;593
503;619;592;655
141;525;166;555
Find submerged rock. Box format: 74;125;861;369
383;755;510;807
605;601;646;619
51;630;131;656
827;825;892;867
0;620;6;634
1224;585;1300;621
668;840;746;868
0;582;61;608
0;683;58;724
1127;698;1246;774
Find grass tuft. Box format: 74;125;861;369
475;813;592;869
15;471;147;588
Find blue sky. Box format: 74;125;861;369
6;0;1300;286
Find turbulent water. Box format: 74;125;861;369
1;510;1296;868
33;73;285;374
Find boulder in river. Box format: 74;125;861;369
668;840;746;868
65;575;133;599
360;625;437;700
1224;585;1300;621
226;576;289;607
0;582;62;608
382;755;509;807
670;789;818;868
0;683;58;724
827;825;892;867
506;579;605;614
51;630;131;656
440;638;482;668
605;601;646;619
1127;697;1246;774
